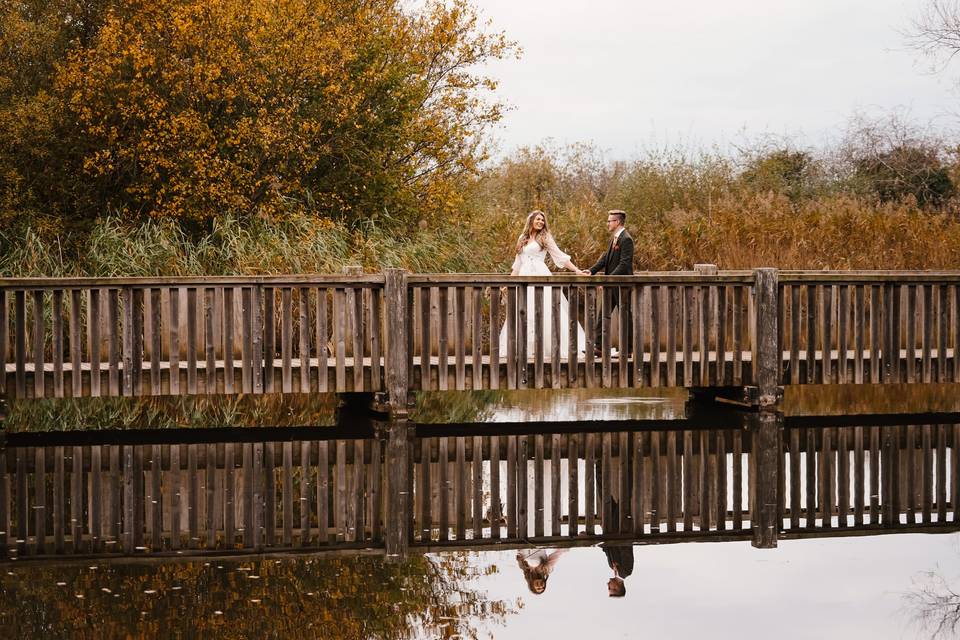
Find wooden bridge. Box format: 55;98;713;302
1;416;958;561
3;267;960;411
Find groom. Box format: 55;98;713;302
581;210;634;356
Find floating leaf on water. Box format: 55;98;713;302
214;611;223;615
101;588;111;593
144;589;157;594
75;594;84;599
250;599;261;604
56;582;66;586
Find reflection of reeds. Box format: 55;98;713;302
786;383;960;416
4;393;339;432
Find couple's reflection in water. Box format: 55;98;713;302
518;494;634;598
516;542;634;598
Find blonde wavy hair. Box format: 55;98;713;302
515;210;553;254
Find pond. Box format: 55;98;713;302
1;384;959;639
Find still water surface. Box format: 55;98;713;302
1;533;957;639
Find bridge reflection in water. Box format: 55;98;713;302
2;416;958;561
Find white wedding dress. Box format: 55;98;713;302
499;237;587;359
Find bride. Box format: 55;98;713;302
499;210;587;358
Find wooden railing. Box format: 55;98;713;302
4;269;960;404
1;420;957;560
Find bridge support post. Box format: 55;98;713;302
385;418;412;559
748;410;782;548
753;267;781;409
384;269;410;418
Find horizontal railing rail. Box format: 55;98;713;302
2;268;960;403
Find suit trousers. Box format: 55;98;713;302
592;285;632;354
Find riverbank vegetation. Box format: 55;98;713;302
2;0;960;276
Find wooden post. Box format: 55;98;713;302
748;410;782;548
385;419;411;558
384;269;410;417
754;268;781;408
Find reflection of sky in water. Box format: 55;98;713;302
469;533;960;640
2;533;957;639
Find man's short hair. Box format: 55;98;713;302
608;210;626;225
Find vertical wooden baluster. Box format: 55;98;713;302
632;432;644;534
788;284;799;385
420;287;431;391
804;285;816;384
439;437;451;541
854;285;865;384
223;287;235;394
295;287;308;393
490;435;501;539
146;288;160;395
650;431;661;532
633;285;645;387
454;437;466;539
280;287;292;393
923;285;935;383
67;289;84;399
261;287;274;393
51;290;63;397
696;284;707;386
732;286;743;386
922;425;933;524
0;289;7;397
223;442;235;547
700;431;711;532
683;431;694;531
567;433;578;536
262;442;275;546
332;288;346;392
370;437;382;542
170;445;182;550
952;425;960;523
185;287;198;394
551;286;562;389
805;429;817;529
581;433;593;534
619;286;630;387
600;286;612;387
584;286;596;388
683;285;695;387
418;438;431;542
600;433;612;531
203;288;215;393
619;431;631;532
352;286;365;392
488;287;500;390
568;285;580;388
436;287;449;391
473;287;484;390
906;285;917;383
838;285;849;384
163;289;177;396
316;441;329;545
732;430;743;531
937;425;947;522
869;286;881;383
240;287;252;394
455;287;467;390
936;285;947;382
552;433;563;536
789;429;801;530
650;286;661;387
33;448;45;554
472;435;483;537
205;443;216;548
315;288;328;392
534;435;544;537
14;291;26;398
666;286;677;387
517;436;528;539
838;428;849;528
252;442;264;550
853;427;865;527
32;290;44;399
868;426;880;523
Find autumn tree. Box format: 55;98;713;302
0;0;514;228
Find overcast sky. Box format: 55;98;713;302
474;0;958;158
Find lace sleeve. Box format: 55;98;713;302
543;234;571;269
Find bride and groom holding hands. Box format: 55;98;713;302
498;209;635;358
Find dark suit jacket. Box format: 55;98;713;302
589;229;634;275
